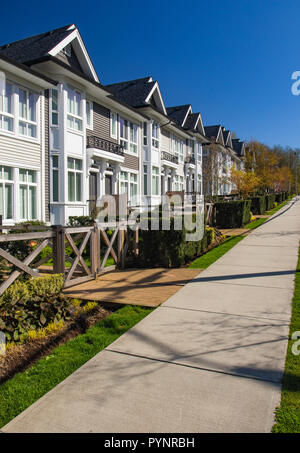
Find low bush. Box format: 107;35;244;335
265;194;276;211
0;274;74;342
214;200;251;228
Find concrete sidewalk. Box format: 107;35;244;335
3;198;300;433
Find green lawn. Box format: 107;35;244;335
189;236;245;269
272;246;300;433
0;305;153;429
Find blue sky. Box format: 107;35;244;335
1;0;300;148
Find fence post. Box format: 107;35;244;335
52;225;65;275
133;227;139;257
118;226;125;269
90;222;98;277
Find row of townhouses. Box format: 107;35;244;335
0;24;245;226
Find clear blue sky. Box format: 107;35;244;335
1;0;299;148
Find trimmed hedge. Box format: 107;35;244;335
214;200;252;228
265;194;276;211
138;217;215;267
250;196;266;215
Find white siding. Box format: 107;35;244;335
0;135;41;168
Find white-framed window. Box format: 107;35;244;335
19;168;37;220
143;165;148;195
67;87;82;132
51;155;59;202
67;157;82;202
143;122;148;145
152;166;159;195
179;176;184;191
129;122;138;154
119;171;138;203
119;117;138;154
0;82;14;133
86;100;93;129
18;87;38;138
197;174;202;194
152;122;160;149
0;165;13;220
50;89;58;126
179;141;184;163
110;112;117;139
119;117;128;150
197;143;202;161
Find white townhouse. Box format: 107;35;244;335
0;53;57;225
0;25;146;225
106;78;205;207
203;125;245;196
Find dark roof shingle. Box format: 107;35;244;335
105;77;156;108
0;25;74;64
166;105;191;127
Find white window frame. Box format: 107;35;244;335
50;89;59;127
152;122;160;149
51;155;60;203
0;165;13;220
143;122;148;146
67;86;83;133
18;87;38;139
86;100;93;130
19;168;38;221
110;111;117;139
119;170;138;204
0;82;14;134
119;117;138;155
67;157;83;203
152;166;160;195
143;164;148;195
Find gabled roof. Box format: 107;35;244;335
0;25;74;64
105;77;166;114
232;138;245;156
204;125;224;144
0;24;99;82
166;104;192;127
222;128;233;148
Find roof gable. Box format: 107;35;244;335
204;125;224;145
166;104;192;127
232;138;245;156
0;24;99;82
222;128;233;148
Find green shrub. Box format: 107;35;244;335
251;196;266;215
265;194;276;210
0;274;74;342
214;200;251;228
139;216;215;268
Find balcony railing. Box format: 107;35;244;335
161;151;179;165
87;136;124;156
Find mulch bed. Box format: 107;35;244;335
0;302;121;385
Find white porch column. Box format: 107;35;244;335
112;164;120;194
99;160;107;197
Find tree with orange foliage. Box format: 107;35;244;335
230;166;261;198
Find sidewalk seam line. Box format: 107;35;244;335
105;349;281;385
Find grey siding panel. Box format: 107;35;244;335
44;90;50;222
56;47;83;73
87;102;118;144
123;154;139;171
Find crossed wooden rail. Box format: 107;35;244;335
0;222;139;296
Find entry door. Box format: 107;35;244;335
89;172;98;215
105;175;113;195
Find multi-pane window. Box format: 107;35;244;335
179;141;184;163
19;168;37;220
143;165;148;195
120;171;138;203
174;175;184;192
67;87;82;132
119;118;138;154
67;157;82;202
18;88;38;138
51;89;58;126
129;123;138;153
52;155;59;202
197;143;202;161
119;117;128;150
110;112;117;139
143;122;148;146
0;166;13;219
86;100;93;129
152;122;160;148
0;82;13;132
152;166;159;195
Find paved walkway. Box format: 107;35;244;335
3;198;300;433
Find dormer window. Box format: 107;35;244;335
62;44;72;57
